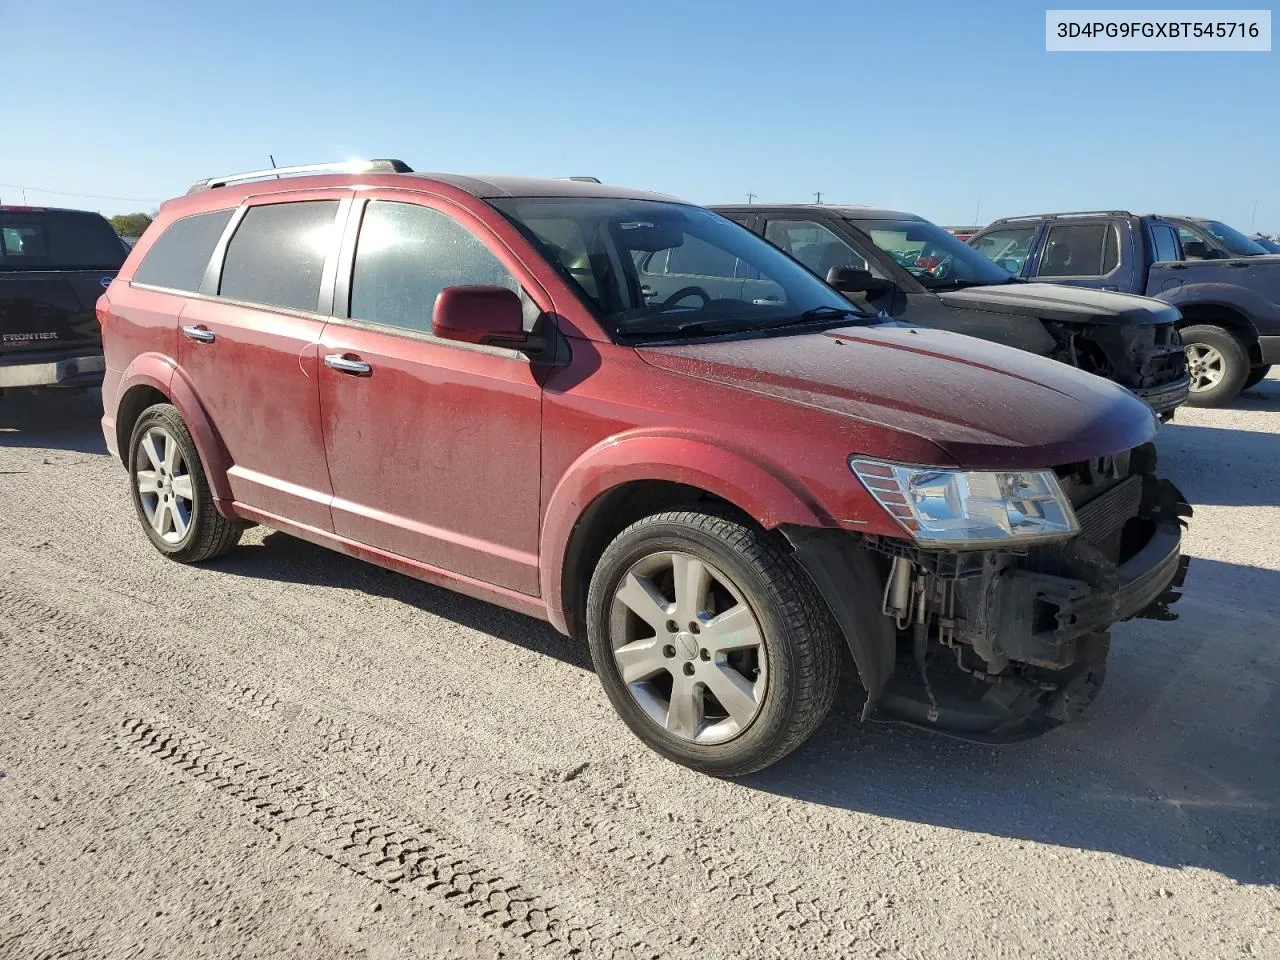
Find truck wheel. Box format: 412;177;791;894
586;508;842;776
1181;324;1250;407
127;403;244;563
1243;365;1272;391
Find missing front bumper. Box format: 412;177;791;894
789;473;1192;743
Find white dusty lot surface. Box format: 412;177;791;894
1;378;1278;960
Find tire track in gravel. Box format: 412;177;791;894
0;585;679;960
115;717;652;960
0;567;883;959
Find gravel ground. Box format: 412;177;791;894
1;377;1277;959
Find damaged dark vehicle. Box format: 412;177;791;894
712;205;1190;419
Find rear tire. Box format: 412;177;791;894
1181;324;1250;407
1243;364;1272;391
127;403;244;563
586;507;842;776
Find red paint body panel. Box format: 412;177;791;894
178;297;333;531
100;169;1161;637
317;323;543;595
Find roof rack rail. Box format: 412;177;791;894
986;209;1133;226
186;158;413;194
562;176;601;183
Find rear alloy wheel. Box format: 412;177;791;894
128;403;244;563
586;508;841;776
1243;364;1272;391
1181;324;1250;407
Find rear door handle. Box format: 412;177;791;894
323;353;372;376
181;324;215;343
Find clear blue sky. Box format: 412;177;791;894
4;0;1277;230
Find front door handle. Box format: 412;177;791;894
323;353;372;376
181;324;215;343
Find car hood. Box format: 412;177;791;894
937;282;1179;325
636;324;1157;469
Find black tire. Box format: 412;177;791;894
1181;324;1250;407
586;507;842;776
1243;364;1272;391
127;403;244;563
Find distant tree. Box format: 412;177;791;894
109;212;153;237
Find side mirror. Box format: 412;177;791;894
826;265;895;294
433;285;544;352
999;258;1022;274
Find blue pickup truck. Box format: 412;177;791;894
969;211;1280;406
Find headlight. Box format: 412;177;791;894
850;458;1079;548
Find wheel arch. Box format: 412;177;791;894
542;434;831;639
112;356;235;504
1175;302;1258;343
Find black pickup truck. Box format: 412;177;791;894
712;205;1189;418
0;206;127;393
968;211;1280;406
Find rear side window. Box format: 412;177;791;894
133;209;234;291
1037;223;1120;277
0;210;127;271
349;201;516;335
1150;224;1180;263
220;201;340;312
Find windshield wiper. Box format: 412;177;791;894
759;305;867;330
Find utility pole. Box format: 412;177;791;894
813;191;822;205
745;192;756;204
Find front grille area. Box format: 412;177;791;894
1075;475;1142;546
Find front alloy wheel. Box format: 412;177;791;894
586;507;842;776
609;551;767;745
1186;342;1226;393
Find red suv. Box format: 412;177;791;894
98;160;1190;775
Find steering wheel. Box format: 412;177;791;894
660;286;712;309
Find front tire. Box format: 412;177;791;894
1181;324;1250;407
586;508;842;776
127;403;243;563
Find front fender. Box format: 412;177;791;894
540;431;835;630
1155;282;1278;337
113;354;234;503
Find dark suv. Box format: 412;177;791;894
968;211;1280;406
1;205;127;392
713;205;1189;418
98;161;1190;775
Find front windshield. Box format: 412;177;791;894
489;197;869;340
848;217;1016;289
1199;220;1268;256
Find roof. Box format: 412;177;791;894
712;203;924;220
402;172;679;202
0;204;108;216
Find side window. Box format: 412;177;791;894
133;209;234;292
764;220;869;276
971;227;1037;274
350;200;517;335
219;201;340;311
1176;225;1216;260
1150;224;1180;263
661;235;740;278
1037;223;1120;278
